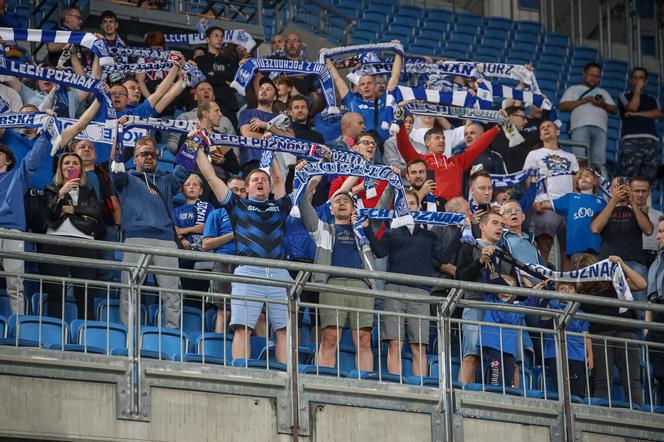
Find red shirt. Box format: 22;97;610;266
397;126;500;201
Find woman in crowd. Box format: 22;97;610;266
42;152;103;321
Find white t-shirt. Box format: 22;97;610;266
644;207;663;251
560;84;615;132
523;147;579;202
410;125;465;158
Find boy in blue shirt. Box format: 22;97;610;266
480;275;540;388
174;174;213;296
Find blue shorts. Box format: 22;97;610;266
462;307;484;358
229;265;292;331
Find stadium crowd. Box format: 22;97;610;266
0;6;664;401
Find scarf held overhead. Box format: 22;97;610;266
0;28;113;66
231;58;339;113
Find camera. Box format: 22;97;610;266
617;176;629;187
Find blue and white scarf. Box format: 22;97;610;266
292;160;413;230
490;169;538;189
231;58;339;113
108;46;172;61
528;259;633;311
0;49;116;119
357;208;465;226
0;28;113;66
352;60;540;92
318;42;404;65
476;80;552;110
403;101;507;123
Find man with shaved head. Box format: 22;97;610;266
331;112;366;150
298;168;378;371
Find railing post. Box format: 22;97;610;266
555;301;579;442
287;270;310;438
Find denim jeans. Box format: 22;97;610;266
571;126;607;167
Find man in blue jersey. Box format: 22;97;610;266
195;141;292;364
324;41;402;143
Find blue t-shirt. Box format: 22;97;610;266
330;224;362;269
221;192;292;259
173;199;212;251
542;300;589;361
238;108;277;165
313;112;342;143
480;295;538;357
343;92;389;141
1;129;52;190
553;193;607;255
203;207;236;255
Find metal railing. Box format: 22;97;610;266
1;229;664;440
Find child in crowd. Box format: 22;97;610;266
173;174;213;294
541;282;593;397
480;275;540;388
541;167;607;260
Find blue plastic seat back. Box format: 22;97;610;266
140;327;188;359
7;315;68;347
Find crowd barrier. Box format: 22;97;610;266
0;229;663;441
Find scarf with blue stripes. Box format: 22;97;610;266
0;27;113;66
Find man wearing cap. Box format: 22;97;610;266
298;171;377;371
238;77;295;173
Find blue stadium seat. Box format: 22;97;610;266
204;308;217;333
515;20;542;35
410;44;436;56
543;32;570;48
511;40;538;53
483;28;509;41
603;59;629;74
474;49;501;62
572;46;599;62
353;30;378;44
397;6;422;20
419;28;444;40
5;315;69;348
428;9;452;23
464;383;524;396
65;320;128;355
184;332;233;365
388;24;414;39
537;70;561;82
299;364;350;378
440;48;469;60
480;37;506;50
447;32;476;45
395;15;419;29
140;326;188;360
453;23;480;36
541;45;568;59
601;78;626;91
446;41;473;52
422;19;449;34
363;11;388;25
414;35;441;49
0;316;5;338
589;397;641;411
483;16;512;31
455;13;482;27
231;359;287;371
506;50;534;63
0;296;12;318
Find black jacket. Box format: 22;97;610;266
194;51;239;111
455;241;515;300
45;184;104;239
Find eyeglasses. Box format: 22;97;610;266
502;207;523;215
513;114;527;119
67;14;82;20
137;152;158;159
231;186;247;194
286;39;301;43
111;92;127;97
358;140;376;146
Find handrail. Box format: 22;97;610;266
1;228;663;317
1;228;661;314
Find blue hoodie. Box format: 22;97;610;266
112;165;188;240
0;131;53;231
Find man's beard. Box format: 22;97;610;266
258;98;273;107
